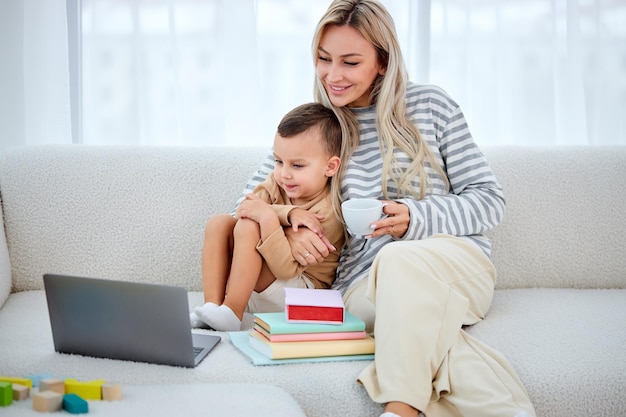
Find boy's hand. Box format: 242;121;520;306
285;227;335;266
236;194;274;223
288;208;325;236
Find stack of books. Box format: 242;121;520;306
247;288;375;360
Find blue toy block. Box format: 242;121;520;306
24;373;53;388
0;382;13;407
63;393;89;414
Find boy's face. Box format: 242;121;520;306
272;129;339;205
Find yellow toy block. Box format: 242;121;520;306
39;378;65;394
33;390;63;412
0;376;32;388
102;383;122;401
64;378;106;400
12;383;30;401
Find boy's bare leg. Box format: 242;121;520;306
196;218;266;331
201;214;237;304
191;214;237;328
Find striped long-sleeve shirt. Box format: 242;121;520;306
236;84;505;294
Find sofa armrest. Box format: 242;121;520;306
0;193;11;308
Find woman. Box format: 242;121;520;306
240;1;535;416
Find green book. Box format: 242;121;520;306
253;311;366;335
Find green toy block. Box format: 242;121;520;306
63;393;89;414
64;379;106;400
0;382;13;407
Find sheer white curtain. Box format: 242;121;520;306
0;0;72;151
424;0;626;146
79;0;327;146
80;0;626;147
1;0;624;151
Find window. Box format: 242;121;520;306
5;0;623;150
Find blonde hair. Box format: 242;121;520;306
312;0;449;218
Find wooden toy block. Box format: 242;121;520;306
39;378;65;394
64;379;106;401
63;393;89;414
0;376;32;388
24;374;53;388
101;383;122;401
12;383;30;401
0;382;13;407
32;390;63;412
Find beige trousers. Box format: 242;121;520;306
343;234;535;417
247;274;314;313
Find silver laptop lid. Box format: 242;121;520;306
43;274;220;368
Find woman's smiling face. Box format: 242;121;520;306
316;24;385;108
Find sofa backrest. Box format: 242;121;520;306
483;146;626;290
0;145;267;292
0;144;624;293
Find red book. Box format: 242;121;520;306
284;288;345;324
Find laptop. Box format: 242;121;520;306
43;273;221;368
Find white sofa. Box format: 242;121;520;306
0;144;624;417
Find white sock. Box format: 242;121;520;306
190;311;208;329
190;302;218;329
194;304;241;331
379;413;401;417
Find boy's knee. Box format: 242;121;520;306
205;214;236;237
233;217;260;238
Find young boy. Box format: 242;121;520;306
191;102;345;331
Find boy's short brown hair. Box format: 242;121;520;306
276;103;342;157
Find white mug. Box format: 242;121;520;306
341;198;384;236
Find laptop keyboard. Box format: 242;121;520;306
193;346;204;357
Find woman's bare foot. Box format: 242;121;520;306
384;401;420;417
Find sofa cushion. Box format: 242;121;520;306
467;288;626;416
